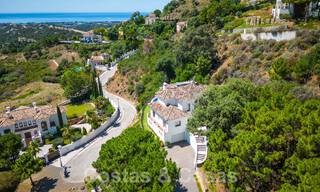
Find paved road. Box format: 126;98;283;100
51;65;137;183
167;143;199;192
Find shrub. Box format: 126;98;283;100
51;137;64;149
0;171;20;192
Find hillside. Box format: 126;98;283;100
106;0;320;108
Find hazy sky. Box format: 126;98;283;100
0;0;171;13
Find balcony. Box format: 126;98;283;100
147;115;165;140
15;125;38;132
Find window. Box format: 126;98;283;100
19;122;23;127
152;111;155;117
15;123;18;128
175;121;181;127
33;120;37;125
4;129;11;134
23;121;27;126
28;121;32;126
50;121;56;127
41;121;48;131
187;103;191;111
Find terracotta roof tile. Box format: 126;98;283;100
0;105;64;127
156;81;205;102
150;102;189;121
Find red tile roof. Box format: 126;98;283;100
0;105;65;127
150;102;189;121
156;81;205;102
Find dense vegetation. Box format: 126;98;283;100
188;79;320;191
0;134;44;191
92;127;179;191
0;23;79;54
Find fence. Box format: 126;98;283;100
59;108;120;156
241;30;296;41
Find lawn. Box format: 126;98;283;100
66;102;95;118
142;105;153;132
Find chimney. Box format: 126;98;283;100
5;107;12;119
163;82;168;90
33;102;40;113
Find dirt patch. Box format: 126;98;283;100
49;60;59;72
0;81;65;109
106;71;137;104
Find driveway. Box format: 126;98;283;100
166;142;199;192
50;65;137;183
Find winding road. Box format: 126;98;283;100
51;65;137;183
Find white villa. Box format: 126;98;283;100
272;0;320;19
176;21;187;33
0;103;67;147
87;53;110;67
145;13;158;25
82;31;102;43
148;81;208;165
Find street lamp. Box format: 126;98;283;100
58;145;63;168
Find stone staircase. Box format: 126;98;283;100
195;136;208;165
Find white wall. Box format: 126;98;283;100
60;108;120;156
241;30;296;41
165;116;189;143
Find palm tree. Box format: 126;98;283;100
61;127;71;144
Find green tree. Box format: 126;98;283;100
153;9;162;17
0;133;23;170
97;76;103;96
13;150;44;186
61;69;91;100
130;11;145;25
155;57;176;81
27;140;40;158
191;80;320;191
92;126;179;191
61;127;71;144
57;105;64;128
270;58;290;80
91;72;99;99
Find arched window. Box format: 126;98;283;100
41;121;48;131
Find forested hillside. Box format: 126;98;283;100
107;0;320;108
189;79;320;191
103;0;320;191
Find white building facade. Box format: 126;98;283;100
147;81;205;144
0;104;67;147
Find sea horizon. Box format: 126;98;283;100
0;12;148;24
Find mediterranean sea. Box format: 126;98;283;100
0;12;145;23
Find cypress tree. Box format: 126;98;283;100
91;72;99;99
98;76;104;96
57;105;64;129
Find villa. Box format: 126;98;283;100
176;21;187;33
87;53;110;67
145;13;158;25
272;0;320;19
82;31;102;43
148;81;208;165
0;103;67;147
148;81;205;143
